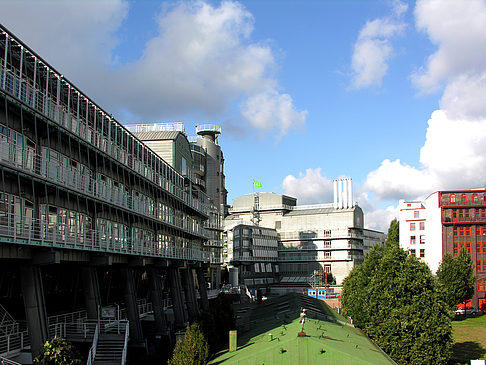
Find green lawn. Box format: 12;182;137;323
449;314;486;364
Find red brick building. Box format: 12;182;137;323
440;190;486;311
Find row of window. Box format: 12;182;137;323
453;226;486;237
452;209;486;220
410;248;425;258
477;260;486;273
450;193;486;204
452;242;486;255
410;235;425;244
410;222;425;231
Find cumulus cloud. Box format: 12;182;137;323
0;0;306;137
282;168;334;205
364;0;486;203
364;205;398;232
241;91;307;138
350;1;407;88
413;0;486;92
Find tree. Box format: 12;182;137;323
437;248;476;311
168;322;209;365
385;218;399;246
342;220;452;365
33;336;81;365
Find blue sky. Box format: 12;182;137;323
3;0;486;231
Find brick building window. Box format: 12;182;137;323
414;211;419;218
461;194;467;203
410;223;415;231
478;279;486;292
466;227;471;236
420;249;425;258
478;260;484;273
473;193;479;202
420;222;425;230
465;210;471;219
410;236;416;244
450;194;456;203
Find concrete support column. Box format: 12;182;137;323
81;266;101;319
168;267;186;328
121;267;144;343
196;268;209;311
181;268;199;320
147;268;168;337
20;263;48;358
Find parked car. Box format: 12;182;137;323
455;306;477;315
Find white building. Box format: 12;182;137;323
224;179;386;293
398;193;442;273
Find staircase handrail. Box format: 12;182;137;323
121;321;130;365
86;323;99;365
0;356;22;365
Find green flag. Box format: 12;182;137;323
253;180;262;188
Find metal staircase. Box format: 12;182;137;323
0;304;19;336
87;320;129;365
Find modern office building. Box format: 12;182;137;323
0;24;213;360
224;179;386;294
129;122;227;288
399;189;486;311
231;224;279;290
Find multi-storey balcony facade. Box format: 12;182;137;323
0;25;210;263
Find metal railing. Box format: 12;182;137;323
0;65;211;218
0;212;210;262
86;323;99;365
0;356;22;365
121;321;129;365
0;330;29;357
0;140;211;239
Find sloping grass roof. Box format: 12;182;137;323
209;293;396;365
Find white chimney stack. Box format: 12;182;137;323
348;179;353;208
333;180;338;209
343;179;349;209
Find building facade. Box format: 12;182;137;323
0;24;213;359
224;179;386;294
399;190;486;311
129;123;227;288
231;224;279;290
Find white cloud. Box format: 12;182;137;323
413;0;486;92
281;168;334;205
241;91;308;138
350;1;407;88
0;0;306;137
363;205;398;232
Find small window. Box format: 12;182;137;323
450;194;456;203
420;235;425;244
461;194;467;203
420;222;425;230
478;279;486;292
410;249;416;256
410;236;416;244
414;211;419;218
473;193;478;202
410;223;416;231
420;249;425;258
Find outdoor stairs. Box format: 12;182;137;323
0;304;18;335
93;333;125;365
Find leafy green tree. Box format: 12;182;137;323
168;322;209;365
33;336;81;365
437;248;476;311
342;220;452;365
385;218;399;246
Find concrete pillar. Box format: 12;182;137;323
121;267;144;343
147;268;168;337
168;267;186;328
81;267;101;319
196;268;209;311
181;268;199;320
20;263;48;357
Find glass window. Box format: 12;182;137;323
410;236;416;244
410;223;415;231
420;222;425;230
461;194;467;203
420;249;425;258
414;211;419;218
478;279;486;292
420;235;425;244
450;194;456;203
